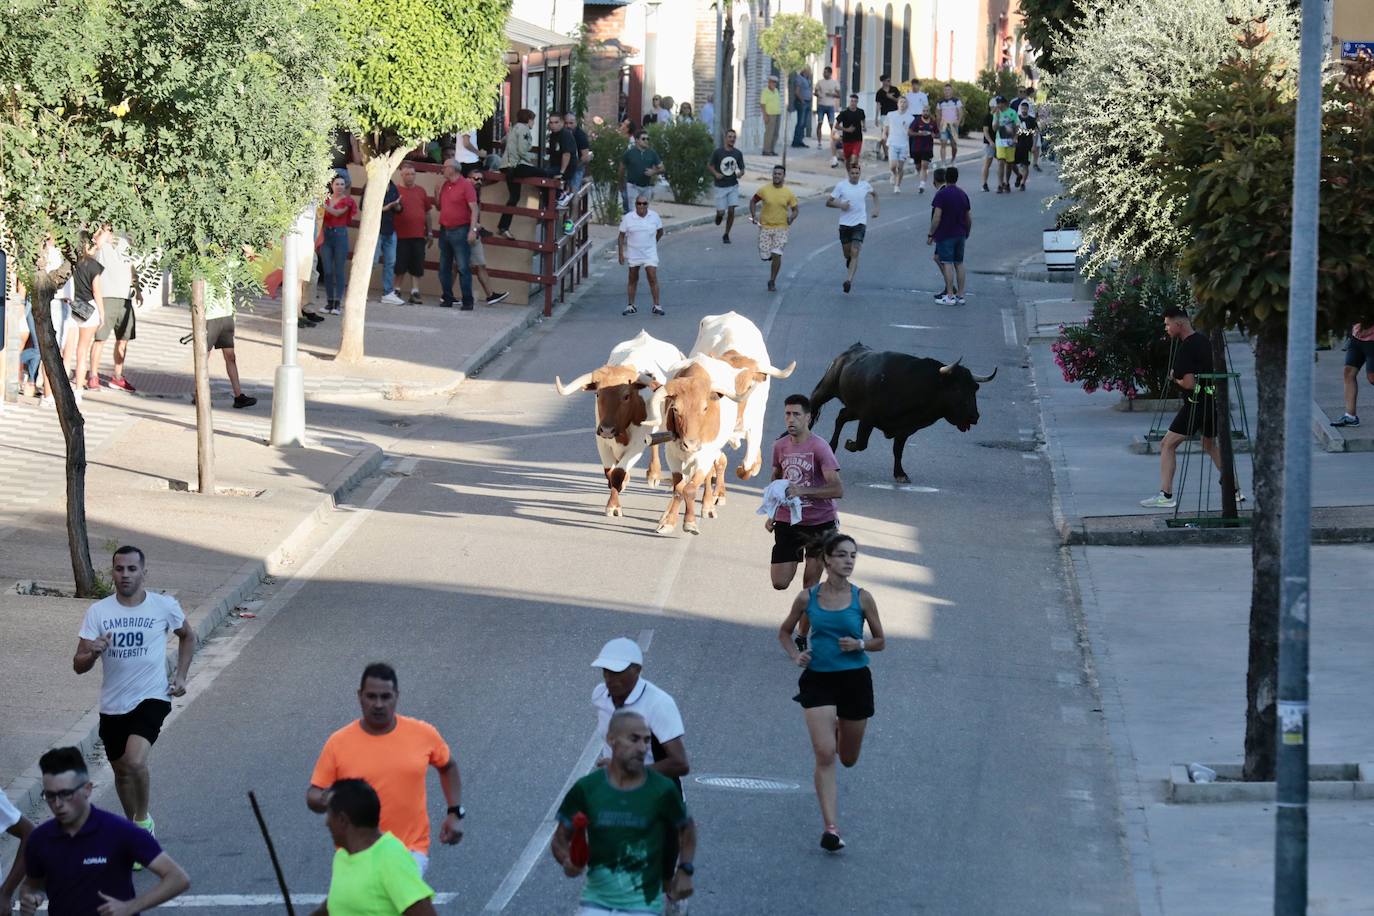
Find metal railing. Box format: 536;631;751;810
479;173;593;316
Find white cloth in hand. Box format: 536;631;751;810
758;478;802;525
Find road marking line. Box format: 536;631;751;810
890;324;938;330
1002;308;1018;347
96;893;460;908
461;427;586;446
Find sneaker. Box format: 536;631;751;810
440;300;454;308
955;296;967;306
232;393;257;409
652;305;665;316
380;291;404;305
303;310;324;322
556;192;573;209
408;291;423;304
722;234;731;244
843;280;852;293
933;292;947;300
893;186;901;195
830;156;839;168
459;302;474;311
84;375;102;391
1332;413;1360;427
107;376;136;393
477;226;494;239
326;302;342;315
983;183;991;192
936;295;957;305
1139;491;1176;508
715;212;724;226
820;828;845;852
622;304;638;316
486;291;510;305
1234;490;1248;504
297;318;312;329
133;816;155;870
767;281;777;292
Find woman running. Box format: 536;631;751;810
777;532;885;852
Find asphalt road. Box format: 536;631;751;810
101;166;1138;914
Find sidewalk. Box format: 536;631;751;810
1016;269;1374;913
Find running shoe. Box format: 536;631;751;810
955;296;967;306
84;375;102;391
983;183;990;192
843;280;851;293
933;291;947;300
767;281;777;292
486;291;510;305
233;394;257;409
107;376;137;393
893;186;901;195
722;234;731;244
936;295;957;305
820;828;845;852
134;816;155;870
1332;413;1360;427
1139;491;1176;508
408;291;423;304
303;310;324;322
715;212;724;226
297;318;312;329
652;305;665;316
622;304;638;316
380;291;404;305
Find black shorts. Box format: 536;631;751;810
771;520;838;565
1168;396;1218;438
838;224;866;247
1345;336;1374;370
396;237;427;276
206;316;235;350
794;666;874;720
99;698;172;761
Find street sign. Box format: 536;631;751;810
1341;41;1374;59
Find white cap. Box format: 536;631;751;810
591;637;643;672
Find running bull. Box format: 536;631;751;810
809;343;997;483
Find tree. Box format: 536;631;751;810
1162;30;1374;779
758;14;827;168
333;0;511;364
1018;0;1085;76
0;0;337;595
1051;0;1299;275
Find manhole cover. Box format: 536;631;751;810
694;775;800;792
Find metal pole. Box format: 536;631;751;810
270;209;308;448
1274;0;1324;910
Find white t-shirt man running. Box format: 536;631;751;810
826;164;879;293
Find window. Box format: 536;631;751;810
883;5;893;78
851;6;864;92
902;5;912;82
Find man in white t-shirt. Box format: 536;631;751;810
590;638;689;785
90;226;140;392
883;96;916;193
617;195;666;317
935;83;964;165
73;546;194;838
825;163;879;294
904;79;929;129
1;791;35;914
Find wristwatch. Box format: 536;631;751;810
676;862;695;876
447;805;466;819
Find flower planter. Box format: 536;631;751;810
1043;228;1082;272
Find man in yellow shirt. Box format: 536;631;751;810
749;164;800;292
760;75;783;156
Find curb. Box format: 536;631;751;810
1060;509;1374;546
1167;762;1374;803
0;441;384;821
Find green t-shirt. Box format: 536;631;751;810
622;147;662;188
557;769;689;914
325;832;435;916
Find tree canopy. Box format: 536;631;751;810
1018;0;1084;77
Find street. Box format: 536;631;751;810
77;170;1136;914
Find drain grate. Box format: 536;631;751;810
694;775;800;792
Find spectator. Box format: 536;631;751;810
320;173;357;315
678;101;695;124
393;162;434;303
17;300;41;399
709;129;746;244
908;104;937;193
1333;323;1374;427
497;108;553;239
563;111;592;193
68;228;106;403
204;267;258;408
883;97;915;193
618;194;666;318
979;98;996;192
835;94;866;167
454;128;482;176
620;131;664;204
814;67;841;149
699;95;715;133
760;75;782;156
436;159;479;311
644;95;661;126
791;68;814;148
548;114;578;208
935;83;964;167
88;226;139;392
465;172;509;306
905;79;929;126
377;175;403;305
658;96;675;125
927;166;972;306
874;75;902;161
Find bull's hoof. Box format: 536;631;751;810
684;521;700;535
656;515;677;534
844;439;863;452
704;506;717;519
646;473;663;488
714;493;728;507
895;473;911;484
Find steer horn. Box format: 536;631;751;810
938;357;964;376
971;367;998;383
554;371;596;395
764;359;797;379
645;386;669;427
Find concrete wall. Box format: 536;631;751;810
1333;0;1374;43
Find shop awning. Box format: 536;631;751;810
505;17;576;53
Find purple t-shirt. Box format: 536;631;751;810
772;433;841;525
26;806;162;915
931;185;971;241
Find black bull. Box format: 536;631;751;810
809;343;996;483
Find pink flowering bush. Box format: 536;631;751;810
1051;269;1190;398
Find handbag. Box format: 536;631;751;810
70;298;96;322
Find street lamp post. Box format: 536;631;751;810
715;0;725;144
270;211;309;448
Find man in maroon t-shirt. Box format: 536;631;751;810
435;159;480;310
767;394;844;589
392;162;434;304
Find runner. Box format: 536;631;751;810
935;83;964;166
307;663;465;877
826;163;879;294
980;99;996;192
618;195;666;317
835;95;866;167
776;533;885;853
314;779;438;916
1;788;34;914
874;75;902;161
1014;101;1038;191
883;96;915;193
591;638;689;785
992;97;1019;193
552;709;697;916
19;747;190;915
908;104;937;193
749;165;799;293
73;546;193;839
708;129;746;244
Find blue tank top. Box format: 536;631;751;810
806;584;869;672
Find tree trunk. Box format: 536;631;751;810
337;148;409;364
190;278;215;495
1210;330;1238;520
1244;327;1285;781
30;269;100;596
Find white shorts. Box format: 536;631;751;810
714;185;741;210
890;144;910;161
67;301;102;332
627;256;659;269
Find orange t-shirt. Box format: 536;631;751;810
310;716;451;853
